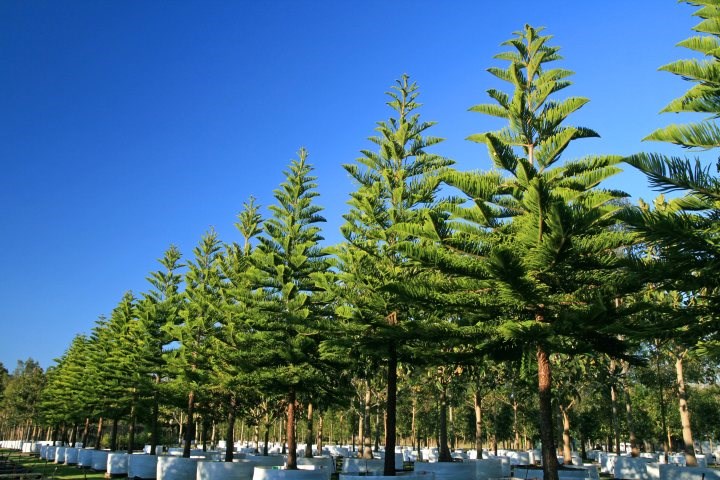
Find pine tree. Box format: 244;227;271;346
335;74;452;475
409;26;636;480
165;231;225;458
251;149;333;469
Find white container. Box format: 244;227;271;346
108;452;129;475
157;456;199;480
252;468;327;480
468;458;503;480
615;456;653;479
46;445;57;461
78;448;94;467
340;473;434;480
55;446;67;463
92;450;110;471
129;453;159;479
415;461;476;480
246;455;286;467
658;464;720;480
342;458;385;474
65;447;79;465
297;457;334;477
198;460;255;480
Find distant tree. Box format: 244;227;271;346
1;359;45;440
251;149;333;469
139;245;184;454
165;231;224;458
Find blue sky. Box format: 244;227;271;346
0;1;700;370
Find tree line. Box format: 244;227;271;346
2;4;720;480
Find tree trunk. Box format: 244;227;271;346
128;403;137;453
383;341;398;476
675;355;697;466
263;421;271;456
655;351;670;463
225;408;236;462
94;417;104;450
110;417;119;451
316;414;324;454
183;390;195;458
363;383;372;459
438;384;452;462
610;380;620;455
560;405;572;465
474;391;483;459
286;389;298;469
537;344;559;480
305;402;314;457
623;376;639;457
80;418;89;447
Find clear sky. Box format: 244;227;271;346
0;1;700;371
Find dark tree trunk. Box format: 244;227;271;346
225;408;235;462
94;417;103;450
263;422;271;456
286;389;298;469
383;342;397;476
537;345;559;480
438;384;452;462
183;390;195;458
110;417;119;451
81;418;89;448
474;391;483;459
305;402;314;457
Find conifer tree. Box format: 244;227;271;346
334;75;452;475
407;26;636;480
165;231;224;457
140;245;184;454
251;149;333;469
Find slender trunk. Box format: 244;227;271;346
286;389;298;469
183;391;195;458
202;417;209;451
383;341;397;476
656;352;669;462
623;380;639;457
94;417;103;450
610;361;621;455
411;398;417;452
363;384;372;458
305;402;314;457
110;417;119;451
81;417;90;448
128;403;137;453
537;344;559;480
438;384;452;462
150;375;160;455
513;400;520;450
474;391;483;459
225;407;235;462
560;405;572;464
675;355;697;466
69;424;77;447
316;414;323;454
263;421;271;456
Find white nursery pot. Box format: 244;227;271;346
415;461;476;480
77;448;94;467
198;460;255;480
108;452;129;475
64;447;79;465
55;446;67;464
252;467;327;480
129;453;159;479
91;450;110;471
157;456;199;480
